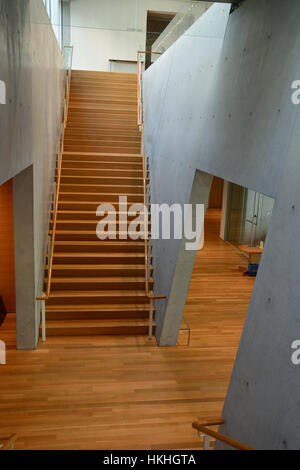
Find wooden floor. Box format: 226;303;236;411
0;209;255;450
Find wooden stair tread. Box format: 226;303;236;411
53;252;145;257
54;213;148;219
49;290;148;298
59;191;144;196
62;161;142;166
63;151;141;157
60;183;144;190
50;230;149;236
43;70;153;338
45;319;151;327
54;240;144;246
47;264;150;269
47;276;152;282
60;175;143;182
46;304;151;312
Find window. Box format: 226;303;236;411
43;0;63;48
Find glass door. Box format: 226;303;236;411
226;183;274;248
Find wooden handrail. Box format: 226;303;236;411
192;419;254;451
0;434;17;450
137;51;141;126
138;50;162;55
37;46;74;302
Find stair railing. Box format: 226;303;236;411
192;419;254;450
137;50;166;339
0;434;17;450
36;45;74;341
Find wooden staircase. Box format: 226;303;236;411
43;70;154;337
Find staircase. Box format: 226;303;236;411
43;70;154;337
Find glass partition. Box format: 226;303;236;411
151;1;213;62
226;183;275;248
63;45;73;71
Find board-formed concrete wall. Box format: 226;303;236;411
143;2;232;343
144;0;300;448
0;0;65;348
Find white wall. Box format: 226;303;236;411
70;0;190;71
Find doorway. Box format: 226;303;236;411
182;175;275;420
223;182;275;249
0;179;16;339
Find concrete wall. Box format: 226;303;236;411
144;0;300;448
69;0;190;71
143;2;231;344
13;165;36;349
31;0;65;345
0;0;33;185
0;180;15;313
0;0;65;348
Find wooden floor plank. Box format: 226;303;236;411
0;209;254;449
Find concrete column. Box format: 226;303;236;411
157;170;213;346
13;165;37;350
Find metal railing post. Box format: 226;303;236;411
136;49;166;338
203;435;211;450
41;295;46;342
148;296;154;340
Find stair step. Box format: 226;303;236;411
46;304;151;320
62;161;142;171
46;276;153;291
64;134;140;143
71;79;137;86
69;91;137;99
64;147;140;155
52;253;147;264
51;220;150;231
54;210;149;221
51;230;149;241
46;264;152;277
59;183;144;194
42;318;153;336
65;127;140;136
70;99;139;108
57;201;144;211
66;124;139;132
66;119;137;127
70;86;137;95
63;152;142;163
61;172;143;182
58;192;144;202
54;241;145;252
47;290;150;306
71;76;136;83
64;141;140;149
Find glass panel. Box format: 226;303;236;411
151;1;213;61
226;183;275;248
64;46;72;71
